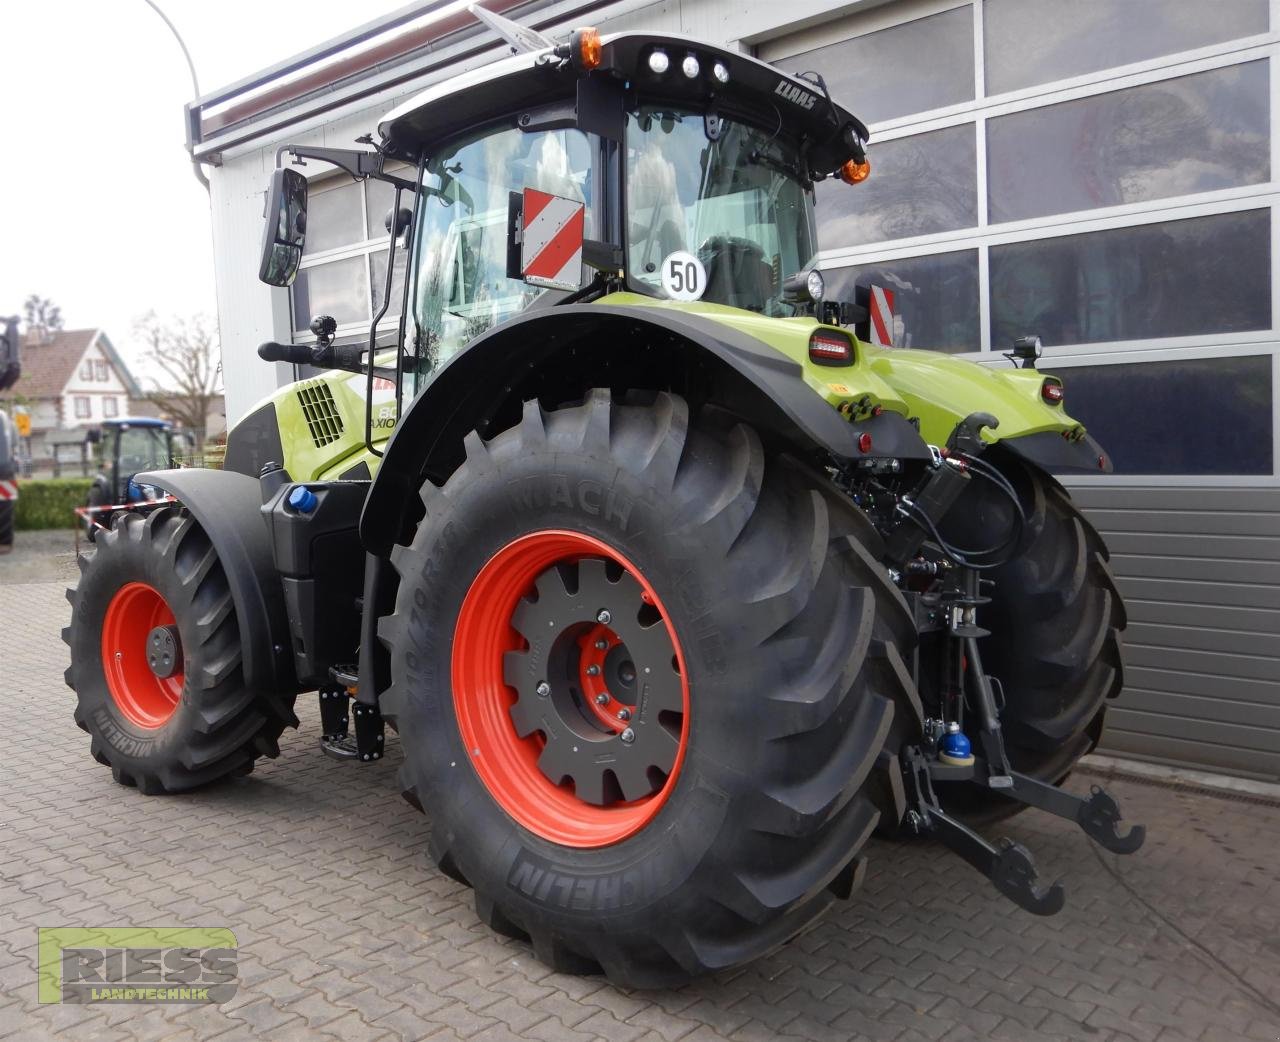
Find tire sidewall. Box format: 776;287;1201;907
397;437;765;927
72;524;201;766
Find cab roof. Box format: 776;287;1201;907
377;30;868;179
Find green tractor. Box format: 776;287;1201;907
65;13;1141;987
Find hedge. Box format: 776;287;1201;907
13;478;92;531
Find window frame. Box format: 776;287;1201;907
755;0;1280;486
73;396;90;419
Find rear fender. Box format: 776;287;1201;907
359;304;930;554
136;467;298;696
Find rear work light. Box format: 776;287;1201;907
809;330;854;366
1041;379;1064;404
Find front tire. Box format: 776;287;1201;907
64;507;298;793
382;391;919;987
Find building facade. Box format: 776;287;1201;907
192;0;1280;781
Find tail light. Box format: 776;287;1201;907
1041;378;1064;404
809;330;854;366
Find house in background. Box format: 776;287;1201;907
11;328;154;469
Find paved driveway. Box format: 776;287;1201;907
2;580;1279;1042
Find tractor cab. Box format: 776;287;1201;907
256;27;871;406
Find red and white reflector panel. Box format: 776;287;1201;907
521;188;586;291
0;480;17;500
868;285;895;347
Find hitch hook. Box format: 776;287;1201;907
1078;785;1146;855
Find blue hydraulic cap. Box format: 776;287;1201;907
288;485;319;513
939;723;975;767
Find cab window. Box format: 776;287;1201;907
410;126;595;378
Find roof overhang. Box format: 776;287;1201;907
186;0;612;164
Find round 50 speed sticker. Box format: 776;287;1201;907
660;251;707;302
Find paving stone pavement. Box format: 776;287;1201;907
2;579;1279;1042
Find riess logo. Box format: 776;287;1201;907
38;927;238;1004
774;80;817;109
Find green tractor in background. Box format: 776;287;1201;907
65;12;1141;987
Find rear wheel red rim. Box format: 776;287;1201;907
452;531;690;848
101;582;184;729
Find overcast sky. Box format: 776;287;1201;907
0;0;407;367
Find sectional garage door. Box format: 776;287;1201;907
1071;486;1280;781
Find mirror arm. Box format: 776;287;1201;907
275;144;418;192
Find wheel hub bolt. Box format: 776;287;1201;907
597;609;611;625
535;681;550;697
619;727;635;744
594;638;608;650
616;708;631;721
586;664;601;676
594;693;610;705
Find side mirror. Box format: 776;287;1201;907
0;316;20;392
85;428;101;445
258;168;309;287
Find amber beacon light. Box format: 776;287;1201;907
841;158;871;184
571;27;603;69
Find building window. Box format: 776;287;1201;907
93;359;108;381
291;172;412;338
80;361;94;381
816;124;977;248
74;396;90;419
989;209;1270;347
1053;355;1272;475
983;0;1268;97
829;250;979;352
774;5;974;124
103;397;118;418
987;61;1270;224
291;255;370;329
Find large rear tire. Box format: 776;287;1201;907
382;391;919;988
64;507;298;793
938;454;1126;819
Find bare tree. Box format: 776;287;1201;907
23;295;64;341
134;312;222;449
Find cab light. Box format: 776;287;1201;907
1041;379;1064;404
809;330;854;366
572;27;602;70
682;53;700;78
840;158;871;184
858;432;873;454
648;49;669;74
712;60;730;84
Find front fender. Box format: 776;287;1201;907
136;468;298;695
359;304;930;555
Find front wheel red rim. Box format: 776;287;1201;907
101;582;184;729
452;531;690;848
